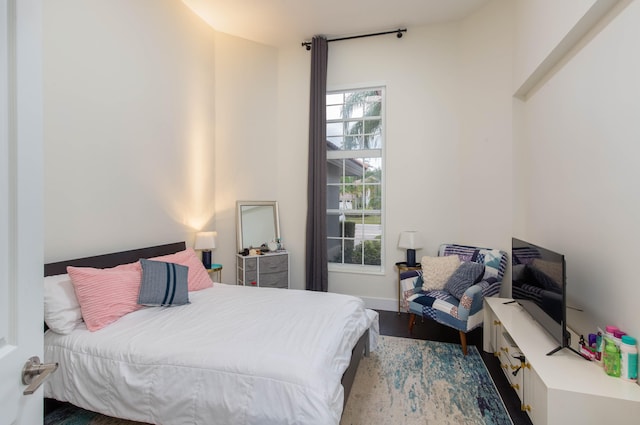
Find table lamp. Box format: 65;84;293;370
194;231;216;269
398;231;423;267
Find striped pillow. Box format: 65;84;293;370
138;259;189;306
68;262;142;332
443;261;485;299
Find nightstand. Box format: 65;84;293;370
395;261;421;314
207;263;223;282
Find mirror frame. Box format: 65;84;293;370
236;200;281;251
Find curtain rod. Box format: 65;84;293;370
302;28;407;50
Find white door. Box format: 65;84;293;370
0;0;44;424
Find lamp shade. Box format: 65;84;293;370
194;231;216;251
398;231;423;250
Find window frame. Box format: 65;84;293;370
326;85;386;274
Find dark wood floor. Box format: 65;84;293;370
378;310;532;425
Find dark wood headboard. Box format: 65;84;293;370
44;241;186;276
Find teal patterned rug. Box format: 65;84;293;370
341;336;512;425
44;405;144;425
45;336;511;425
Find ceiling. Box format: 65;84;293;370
181;0;492;48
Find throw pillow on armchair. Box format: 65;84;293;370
420;255;460;292
443;261;485;299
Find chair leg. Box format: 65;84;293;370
408;313;416;334
459;331;468;356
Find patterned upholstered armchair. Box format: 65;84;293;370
400;244;508;355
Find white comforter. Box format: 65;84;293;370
44;284;378;425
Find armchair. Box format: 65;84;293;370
400;243;507;355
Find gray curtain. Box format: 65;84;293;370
305;36;328;292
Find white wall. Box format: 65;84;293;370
212;33;279;277
456;0;514;278
513;0;639;338
273;0;514;304
273;46;311;290
44;0;217;262
513;0;598;92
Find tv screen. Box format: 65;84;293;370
511;238;569;353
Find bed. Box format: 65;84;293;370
43;242;378;425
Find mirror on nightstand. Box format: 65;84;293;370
236;201;281;251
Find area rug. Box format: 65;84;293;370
340;336;512;425
45;336;511;425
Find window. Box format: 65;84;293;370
326;87;384;271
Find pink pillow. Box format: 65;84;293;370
67;262;142;332
151;248;212;291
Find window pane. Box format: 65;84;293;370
326;93;343;105
340;186;352;210
364;119;381;134
343;136;361;151
362;214;382;226
365;185;382;210
343;184;362;209
327;136;343;151
326;179;341;205
347;104;364;119
343;215;360;265
365;134;381;149
327;105;342;120
327;238;344;263
348;215;364;240
344;120;362;135
366;92;382;102
363;240;382;265
365;157;382;169
326;211;342;239
327;122;343;137
345;246;360;264
364;100;381;117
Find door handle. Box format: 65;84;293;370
21;356;58;395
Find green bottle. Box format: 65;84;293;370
603;337;621;377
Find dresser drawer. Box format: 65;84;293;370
259;271;288;288
499;331;524;399
244;271;257;285
244;257;258;272
259;254;287;272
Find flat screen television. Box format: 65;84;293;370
511;238;580;357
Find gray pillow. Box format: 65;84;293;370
444;261;485;299
138;259;190;306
